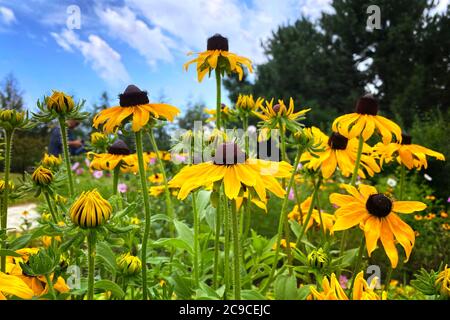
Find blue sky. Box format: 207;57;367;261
0;0;448;115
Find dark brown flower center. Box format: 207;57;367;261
272;104;281;114
207;34;229;51
366;194;392;218
108;139;131;155
401;133;412;145
119;84;149;107
355;94;378;115
213;142;246;165
328;132;348;150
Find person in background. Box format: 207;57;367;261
48;119;86;156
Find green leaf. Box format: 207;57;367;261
151;238;193;254
94;280;125;298
195;190;211;220
96;242;118;276
241;290;267;300
174;220;193;248
274;274;299;300
0;249;21;257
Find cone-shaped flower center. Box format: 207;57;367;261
213;142;246;165
355;94;378;115
401;133;412;145
328;132;348;150
207;34;229;51
366;194;392;218
108;139;131;155
272;103;281;114
119;84;150;107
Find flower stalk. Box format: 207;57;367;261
0;130;13;273
87;229;97;300
230;200;241;300
43;192;58;223
192;192;200;287
215;68;222;130
113;165;120;196
58;117;75;197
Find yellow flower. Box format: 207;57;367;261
69;189;112;228
373;134;445;170
130;217;140;225
253;98;310;127
272;239;296;250
149;186;165;197
301;127;380;179
93;85;180;133
148;173;164;184
414;214;423;221
88;139;141;173
310;272;385;300
435;264;450;297
41;212;52;222
441;212;448;218
235;190;267;212
91;132;108;145
288;196;335;234
205;104;233;123
41;235;62;248
45;90;75;113
31;166;53;185
117;253;142;275
0;109;29;130
0;272;34;300
330;184;426;268
307;249;329;268
169;142;292;200
236;94;264;112
332;94;402;143
183;34;253;82
442;223;450;231
41;153;62;168
0;179;14;193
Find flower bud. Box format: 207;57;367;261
0;179;14;193
45;90;75;113
435;264;450;298
307;248;329;269
117;253;142;275
42;153;62;168
91;132;108;145
69;189;112;228
31;166;53;185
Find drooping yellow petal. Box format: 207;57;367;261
392;201;426;214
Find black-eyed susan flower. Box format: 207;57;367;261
373;133;445;170
310;272;385;300
330;184;426;268
0;179;14;193
205;104;234;123
253;98;310;133
184;34;253;82
288;196;335;234
0;272;34;300
307;248;329;269
0;109;31;132
69;189;112;228
435;264;450;297
117;253;142;275
31;166;53;186
41;153;62;168
93;85;180;133
300;127;380;179
332;94;402;143
148;173;164;184
236;94;264;112
88;139;140;173
45;91;75;114
169;142;292;200
272;239;296;250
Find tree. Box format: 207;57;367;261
0;73;24;111
177;101;209;131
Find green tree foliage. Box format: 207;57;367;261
177;101;209;130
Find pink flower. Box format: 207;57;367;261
75;168;84;175
85;158;91;167
288;188;295;201
149;158;156;165
71;162;80;171
447;197;450;203
118;183;128;193
339;275;348;289
92;170;103;179
297;163;303;170
174;154;187;163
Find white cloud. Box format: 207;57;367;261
96;6;178;67
51;29;130;87
0;6;16;25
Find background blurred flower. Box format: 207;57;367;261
71;162;80;171
118;183;127;193
92;170;103;179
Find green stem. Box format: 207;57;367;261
399;165;405;200
135;131;152;300
262;146;302;294
295;176;322;248
223;193;230;299
1;130;13;273
43;192;58;223
45;273;57;300
350;135;364;186
149;130;175;238
113;165;120;196
87;230;97;300
385;265;393;291
212;187;222;290
215;69;222;130
349;235;365;296
58;117;74;197
230;200;241;300
192;192;200;287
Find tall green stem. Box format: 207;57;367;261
87;230;97;300
295;176;322;248
384;265;393;291
242;114;252;241
112;165;120;196
262;146;302;294
192;192;200;287
45;274;57;300
230;200;241;300
44;192;58;223
149;130;175;238
212;187;222;289
399;165;406;200
223;193;230;299
215;69;222;130
58;117;74;197
1;130;13;273
135;131;152;300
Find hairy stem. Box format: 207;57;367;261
1;130;13;272
58;117;74;197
